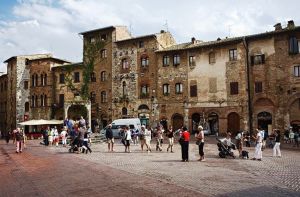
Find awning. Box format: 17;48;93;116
18;119;63;126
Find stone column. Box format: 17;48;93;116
64;103;71;120
85;102;91;127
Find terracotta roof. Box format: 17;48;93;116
115;34;156;43
157;26;300;52
3;54;52;63
79;26;116;35
28;57;70;64
51;62;83;69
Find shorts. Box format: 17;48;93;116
125;140;130;146
107;138;114;144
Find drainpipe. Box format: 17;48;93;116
243;37;253;137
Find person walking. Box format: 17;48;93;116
252;129;263;161
15;128;23;153
156;126;163;151
105;124;114;152
273;129;281;157
144;126;152;153
196;126;205;161
60;126;68;147
124;125;131;153
235;130;243;157
5;130;11;144
140;125;146;151
180;126;190;162
166;126;174;153
53;126;59;147
82;130;92;154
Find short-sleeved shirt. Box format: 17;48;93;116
182;131;190;141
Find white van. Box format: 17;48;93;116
100;118;141;138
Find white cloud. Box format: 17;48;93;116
1;0;300;73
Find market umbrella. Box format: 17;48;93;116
19;119;63;126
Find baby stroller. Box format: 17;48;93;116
69;136;81;153
216;138;236;158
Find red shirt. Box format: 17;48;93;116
182;131;190;141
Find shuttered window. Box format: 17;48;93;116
255;82;263;93
251;54;265;65
230;82;239;95
190;85;197;97
289;37;299;54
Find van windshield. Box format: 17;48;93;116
111;125;135;129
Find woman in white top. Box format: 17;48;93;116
252;129;263;161
144;126;152;153
60;127;68;147
195;126;205;161
124;125;131;153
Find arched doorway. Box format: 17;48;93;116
208;112;219;135
192;113;201;134
68;105;88;121
289;98;300;132
227;112;240;136
160;118;168;131
257;111;272;132
172;113;184;131
138;104;150;127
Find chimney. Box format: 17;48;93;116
217;37;221;41
191;37;196;44
287;20;295;29
160;30;165;33
274;23;282;31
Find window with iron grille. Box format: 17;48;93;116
230;82;239;95
141;57;149;67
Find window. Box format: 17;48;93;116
59;73;65;84
74;72;80;83
175;83;183;94
101;91;107;103
40;74;44;86
90;92;96;103
122;59;129;69
163;84;170;95
31;75;35;87
31;95;35;107
289;37;299;54
59;94;64;107
189;56;195;67
140;85;149;98
25;102;29;112
209;52;216;64
40;95;44;107
190;85;197;97
163;55;170;66
255;82;263;93
35;74;38;86
101;34;107;41
141;57;149;67
90;72;96;82
294;65;300;77
139;41;144;48
24;81;29;89
173;54;180;66
44;74;47;86
122;81;126;97
229;49;237;61
101;71;107;81
251;54;265;65
35;95;38;107
101;49;107;58
44;95;47;107
230;82;239;95
90;37;95;43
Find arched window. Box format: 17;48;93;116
40;95;44;106
101;91;107;103
90;72;96;82
163;84;170;95
31;75;35;87
35;74;38;87
40;74;44;86
31;95;35;107
122;107;128;116
44;74;47;86
35;95;38;107
101;71;107;82
90;92;96;103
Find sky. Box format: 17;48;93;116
0;0;299;73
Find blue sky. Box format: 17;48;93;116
0;0;299;73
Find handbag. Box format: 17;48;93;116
196;141;200;145
178;137;184;145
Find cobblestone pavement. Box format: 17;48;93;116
1;138;299;197
0;140;204;197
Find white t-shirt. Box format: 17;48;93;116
257;132;262;143
126;130;131;140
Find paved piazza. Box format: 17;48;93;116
1;137;299;197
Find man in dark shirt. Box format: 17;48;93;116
106;124;114;152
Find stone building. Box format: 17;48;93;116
3;54;52;130
28;57;70;121
1;21;299;135
0;74;8;135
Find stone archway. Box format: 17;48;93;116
227;112;240;136
257;111;272;132
172;113;184;131
208;112;219;135
191;113;201;134
138;104;150;127
64;99;91;127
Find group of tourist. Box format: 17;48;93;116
3;127;26;153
